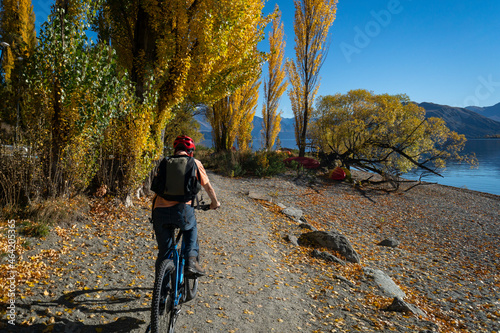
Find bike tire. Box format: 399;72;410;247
183;276;198;302
183;241;200;302
151;259;175;333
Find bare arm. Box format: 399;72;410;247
202;182;220;209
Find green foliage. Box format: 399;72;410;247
19;6;138;198
19;220;50;238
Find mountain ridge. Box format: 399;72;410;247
418;102;500;138
465;102;500;122
197;101;500;148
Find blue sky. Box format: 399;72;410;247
32;0;500;118
262;0;500;117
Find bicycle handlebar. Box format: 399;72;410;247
195;204;212;211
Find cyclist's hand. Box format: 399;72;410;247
210;201;220;210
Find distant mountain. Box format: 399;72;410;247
196;102;500;148
418;102;500;138
465;102;500;122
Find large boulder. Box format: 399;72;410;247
298;231;361;263
363;267;406;299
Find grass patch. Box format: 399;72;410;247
1;195;89;239
19;220;50;238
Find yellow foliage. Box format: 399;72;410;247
262;6;287;151
236;76;260;151
207;74;260;152
311;89;471;176
286;0;337;156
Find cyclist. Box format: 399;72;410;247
152;136;220;277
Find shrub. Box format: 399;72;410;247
197;149;287;178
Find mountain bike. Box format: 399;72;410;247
146;203;211;333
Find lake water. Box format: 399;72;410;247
206;136;500;196
404;139;500;196
272;138;500;196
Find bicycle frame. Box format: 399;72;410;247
164;228;186;307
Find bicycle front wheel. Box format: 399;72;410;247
151;259;175;333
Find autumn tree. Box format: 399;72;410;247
0;0;36;126
311;89;473;186
286;0;337;157
206;73;260;152
18;3;137;198
262;5;288;151
95;0;268;152
236;76;260;151
207;96;237;152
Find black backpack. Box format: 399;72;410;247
151;155;201;203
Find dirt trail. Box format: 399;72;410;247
2;171;499;332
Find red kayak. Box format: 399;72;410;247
329;167;346;180
284;157;320;169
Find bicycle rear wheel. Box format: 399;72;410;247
182;276;198;302
151;259;175;333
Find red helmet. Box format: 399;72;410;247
173;135;196;152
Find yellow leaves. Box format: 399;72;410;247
288;0;338;152
262;7;287;151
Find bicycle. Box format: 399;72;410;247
146;203;211;333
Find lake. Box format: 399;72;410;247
205;136;500;196
404;139;500;196
270;138;500;196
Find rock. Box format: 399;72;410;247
64;322;82;333
333;274;356;288
248;191;272;202
285;234;299;246
282;207;303;220
298;231;361;263
364;267;406;298
125;194;134;208
378;238;400;248
384;297;427;317
312;249;346;265
277;202;287;209
298;222;317;231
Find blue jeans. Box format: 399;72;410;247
152;204;199;269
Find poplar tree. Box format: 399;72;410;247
236;76;260;151
286;0;337;157
0;0;36;124
262;6;288;151
20;2;136;196
206;72;260;152
95;0;268;153
207;96;239;152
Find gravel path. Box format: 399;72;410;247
1;170;499;332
